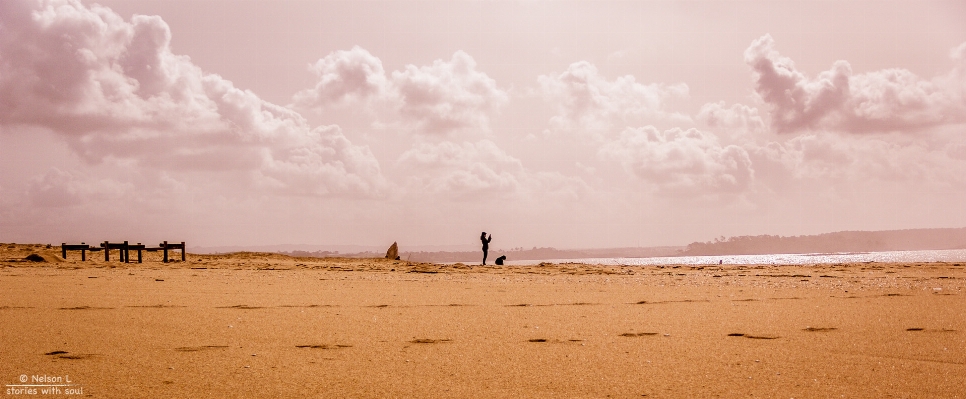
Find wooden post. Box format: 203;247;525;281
181;242;186;262
123;241;129;263
81;242;86;261
104;241;109;262
137;243;142;263
62;243;66;259
163;241;168;263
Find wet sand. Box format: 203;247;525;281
1;244;964;398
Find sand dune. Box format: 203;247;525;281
1;244;964;397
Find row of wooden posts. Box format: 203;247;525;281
61;241;185;263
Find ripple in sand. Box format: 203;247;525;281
803;327;837;332
410;339;451;344
277;304;335;308
619;332;659;337
58;306;113;310
174;345;229;352
635;299;710;305
727;333;780;339
45;351;96;360
127;304;186;308
217;305;265;309
296;344;353;349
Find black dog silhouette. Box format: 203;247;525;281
495;255;506;265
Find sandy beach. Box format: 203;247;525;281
1;244;964;398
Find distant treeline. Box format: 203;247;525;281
680;228;966;256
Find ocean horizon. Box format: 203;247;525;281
494;249;966;266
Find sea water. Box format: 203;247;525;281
501;249;966;266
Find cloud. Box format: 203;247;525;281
395;139;586;200
255;124;385;196
0;0;385;197
396;140;523;197
296;49;508;135
538;61;689;134
389;51;508;135
291;46;389;107
754;133;966;187
26;168;130;208
696;101;767;139
745;34;966;134
599;126;754;195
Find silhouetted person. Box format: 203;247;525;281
495;255;506;265
481;232;492;265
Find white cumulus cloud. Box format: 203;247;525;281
296;49;508;136
599;126;754;195
538;61;690;135
0;0;385;197
745;34;966;134
292;46;389;107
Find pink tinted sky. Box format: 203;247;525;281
1;0;965;250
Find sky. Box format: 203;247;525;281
1;0;965;250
